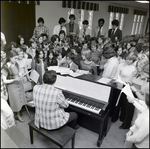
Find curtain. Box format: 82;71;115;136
62;1;99;11
1;1;35;47
134;9;147;16
108;5;129;14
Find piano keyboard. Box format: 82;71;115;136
66;97;101;114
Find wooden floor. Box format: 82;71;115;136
1;107;129;148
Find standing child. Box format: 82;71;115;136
79;20;91;42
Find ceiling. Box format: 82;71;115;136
110;1;149;10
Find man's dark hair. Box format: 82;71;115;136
59;30;66;36
43;70;57;85
112;19;119;27
82;20;89;25
98;18;105;24
58;17;66;24
37;17;44;24
69;14;76;20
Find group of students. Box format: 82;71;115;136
1;14;149;148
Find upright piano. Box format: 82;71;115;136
54;75;114;147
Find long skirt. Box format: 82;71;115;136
7;80;26;112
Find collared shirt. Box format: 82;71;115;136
32;25;49;39
98;26;103;33
33;84;69;130
111;27;118;35
53;25;66;35
79;27;91;39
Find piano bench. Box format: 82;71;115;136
28;120;76;148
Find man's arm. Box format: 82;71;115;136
108;29;111;38
57;90;69;108
118;30;122;41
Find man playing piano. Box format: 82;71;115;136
33;70;79;130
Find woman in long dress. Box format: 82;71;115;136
2;50;26;122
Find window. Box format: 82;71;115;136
109;12;125;30
109;12;114;29
67;8;94;34
115;13;120;20
119;13;125;30
78;9;84;30
88;10;93;35
67;8;74;23
131;14;144;35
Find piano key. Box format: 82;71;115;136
66;98;101;114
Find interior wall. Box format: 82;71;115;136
35;1;149;38
1;1;35;46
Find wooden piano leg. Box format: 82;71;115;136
97;110;110;147
97;119;105;147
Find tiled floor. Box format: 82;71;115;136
1;107;129;148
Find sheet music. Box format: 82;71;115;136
115;84;134;106
69;71;83;77
19;69;32;79
47;66;59;71
122;84;134;98
26;59;32;69
30;70;40;83
47;66;71;75
97;77;112;84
